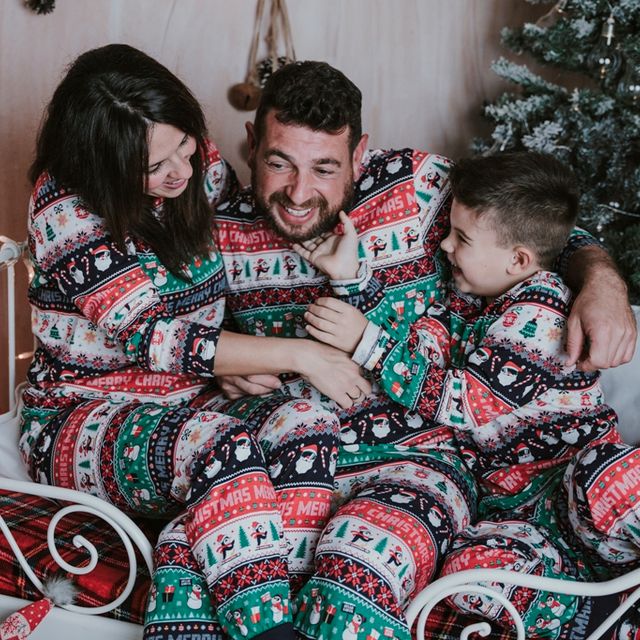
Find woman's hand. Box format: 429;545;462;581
217;374;282;399
295;340;371;409
305;297;368;353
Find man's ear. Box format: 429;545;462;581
352;134;369;180
507;246;536;275
246;121;257;169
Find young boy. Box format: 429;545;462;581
297;152;640;637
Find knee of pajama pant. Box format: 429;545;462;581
564;442;640;564
256;399;340;587
293;494;424;640
257;399;340;467
440;520;581;636
145;513;224;640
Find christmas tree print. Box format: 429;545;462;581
269;521;281;542
272;258;281;276
358;241;366;260
391;232;400;251
520;316;538;339
45;221;55;241
334;521;349;539
374;537;388;554
295;537;307;559
244;261;252;278
207;544;217;566
238;526;250;549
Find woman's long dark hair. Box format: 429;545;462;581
30;43;211;277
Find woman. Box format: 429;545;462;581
22;44;370;640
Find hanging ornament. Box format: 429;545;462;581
617;56;640;106
24;0;55;13
228;0;296;112
536;0;571;29
588;12;623;87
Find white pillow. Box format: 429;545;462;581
0;389;31;481
600;306;640;445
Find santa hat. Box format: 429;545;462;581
501;361;522;374
0;577;75;640
217;534;227;543
90;245;110;256
232;432;250;444
515;443;529;454
299;444;318;456
191;337;204;356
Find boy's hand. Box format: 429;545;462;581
305;297;368;353
293;211;359;280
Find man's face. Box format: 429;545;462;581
248;110;367;242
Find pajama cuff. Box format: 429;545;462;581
352;321;388;371
330;260;371;295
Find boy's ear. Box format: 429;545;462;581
507;246;536;275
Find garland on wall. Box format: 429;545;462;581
228;0;296;111
475;0;640;303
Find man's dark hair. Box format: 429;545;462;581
449;151;579;268
30;43;211;277
254;61;362;152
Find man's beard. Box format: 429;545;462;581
253;176;355;243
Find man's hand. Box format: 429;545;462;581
305;297;368;353
293;211;359;280
217;374;282;400
565;249;637;371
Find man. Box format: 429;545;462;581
213;62;636;640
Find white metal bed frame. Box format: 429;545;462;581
1;234;639;640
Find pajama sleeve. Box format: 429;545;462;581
364;278;575;429
28;142;233;379
334;151;454;359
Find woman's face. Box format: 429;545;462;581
145;123;197;199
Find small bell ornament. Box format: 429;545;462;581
618;57;640;107
588;13;623;87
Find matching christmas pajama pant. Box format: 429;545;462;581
292;391;477;640
440;442;640;640
131;388;479;640
20;388;341;640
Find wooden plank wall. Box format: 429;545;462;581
0;0;545;410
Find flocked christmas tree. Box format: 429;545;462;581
476;0;640;302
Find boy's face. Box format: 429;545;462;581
440;199;519;300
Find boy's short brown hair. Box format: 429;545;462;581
449;152;579;268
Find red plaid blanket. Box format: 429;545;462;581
0;489;154;624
